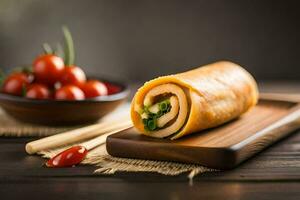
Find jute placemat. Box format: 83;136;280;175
39;143;214;180
0;109;72;137
0;103;133;137
0;104;214;179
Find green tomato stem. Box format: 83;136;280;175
43;43;53;55
62;26;75;66
55;43;65;59
0;70;4;87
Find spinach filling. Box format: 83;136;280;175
142;99;172;131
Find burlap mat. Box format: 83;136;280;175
0;109;72;137
39;142;214;180
0;104;131;137
0;104;214;179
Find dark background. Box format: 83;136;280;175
0;0;299;82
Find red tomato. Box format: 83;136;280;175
33;54;64;86
82;80;108;98
104;82;121;95
60;65;86;86
46;146;88;168
26;84;50;99
55;85;85;100
1;72;31;96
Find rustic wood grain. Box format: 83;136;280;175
107;97;300;169
1;85;300;200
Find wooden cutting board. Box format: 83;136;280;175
106;94;300;169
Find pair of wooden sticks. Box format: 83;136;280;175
25;93;300;155
25;115;133;154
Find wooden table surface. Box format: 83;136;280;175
0;82;300;200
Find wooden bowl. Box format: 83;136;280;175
0;79;130;126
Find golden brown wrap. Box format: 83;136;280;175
131;61;258;139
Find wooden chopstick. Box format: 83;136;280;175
81;127;130;151
260;93;300;103
25;116;133;154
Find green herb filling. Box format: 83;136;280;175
142;99;171;131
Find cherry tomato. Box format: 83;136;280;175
60;65;86;87
1;72;31;96
55;85;85;100
26;83;50;99
33;54;64;86
46;146;88;168
82;80;108;98
104;82;121;95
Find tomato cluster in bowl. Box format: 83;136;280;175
1;57;119;100
0;27;120;100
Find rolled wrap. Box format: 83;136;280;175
131;61;258;139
